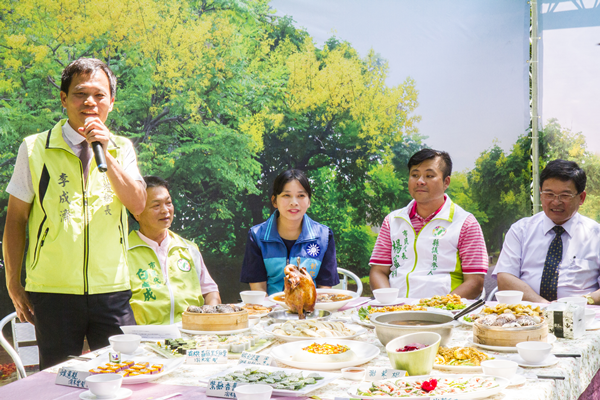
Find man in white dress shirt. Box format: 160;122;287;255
494;160;600;304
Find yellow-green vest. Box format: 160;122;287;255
24;119;130;294
128;230;204;325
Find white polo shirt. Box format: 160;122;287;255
493;211;600;298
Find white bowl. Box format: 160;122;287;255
481;360;518;379
86;373;122;399
373;288;399;304
240;290;266;305
341;367;366;380
558;297;587;307
494;290;523;304
234;384;273;400
516;341;552;363
585;308;596;326
108;334;141;354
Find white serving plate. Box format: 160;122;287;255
268;289;359;312
458;315;475;327
75;354;185;385
509;353;559;368
433;362;483;373
80;388;132;399
269;338;379;370
351;313;374;328
368;298;406;307
264;322;368;342
349;374;510;399
467;333;557;353
586;320;600;331
200;365;340;397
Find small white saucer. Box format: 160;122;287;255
507;374;527;387
586;320;600;331
80;388;132;400
510;354;559;368
367;298;405;307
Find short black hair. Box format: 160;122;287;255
61;58;117;98
407;148;453;179
144;175;170;191
272;169;312;199
540;159;586;194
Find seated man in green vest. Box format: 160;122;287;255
128;176;221;325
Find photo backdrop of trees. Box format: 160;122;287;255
1;0;599;303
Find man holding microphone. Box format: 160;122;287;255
3;58;147;369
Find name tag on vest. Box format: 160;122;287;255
237;351;273;366
186;349;228;364
55;367;90;388
206;380;247;398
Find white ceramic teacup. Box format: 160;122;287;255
481;360;518;379
516;341;552;364
85;373;122;399
373;288;399;304
234;384;273;400
240;290;266;305
108;334;141;354
341;367;366;380
494;290;523;304
557;297;587;307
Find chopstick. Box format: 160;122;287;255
537;375;565;380
453;298;485;320
553;354;581;358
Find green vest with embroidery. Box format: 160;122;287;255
24;119;131;295
127;230;204;325
388;196;471;298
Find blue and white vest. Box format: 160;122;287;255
250;212;330;295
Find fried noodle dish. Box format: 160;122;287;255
417;294;466;310
435;347;492;366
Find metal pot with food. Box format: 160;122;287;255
370;311;455;346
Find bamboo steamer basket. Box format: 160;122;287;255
473;319;548;347
182;309;249;331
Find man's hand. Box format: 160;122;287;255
78;117;111;155
497;272;550;303
8;284;34;324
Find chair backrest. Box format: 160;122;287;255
335;268;364;297
12;316;39;368
0;312;39;379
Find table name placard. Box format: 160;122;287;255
237;351;273;366
365;367;408;381
55;367;90;388
206;379;248;398
431;397;460;400
186;349;228;364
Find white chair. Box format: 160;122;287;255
487;286;499;302
335;268;363;297
0;312;39;379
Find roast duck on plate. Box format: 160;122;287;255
284;258;317;319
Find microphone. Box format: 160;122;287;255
85;117;108;172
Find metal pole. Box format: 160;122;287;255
531;0;540;214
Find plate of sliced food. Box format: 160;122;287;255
241;304;275;318
433;346;494;372
78;354;185;384
413;294;468;312
200;365;339;397
352;305;428;328
350;375;509;399
264;320;367;342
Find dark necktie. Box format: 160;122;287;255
540;225;565;301
79;142;92;183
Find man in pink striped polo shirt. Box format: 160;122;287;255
369;149;488;299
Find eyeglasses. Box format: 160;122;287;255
540;191;578;202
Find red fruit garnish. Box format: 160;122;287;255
421;378;438;392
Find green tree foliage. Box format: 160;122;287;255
0;0;420;280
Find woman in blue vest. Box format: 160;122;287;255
241;169;339;295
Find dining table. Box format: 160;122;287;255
1;298;600;400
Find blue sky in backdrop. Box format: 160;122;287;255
270;0;530;171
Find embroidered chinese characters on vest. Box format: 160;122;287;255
388;197;471;298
